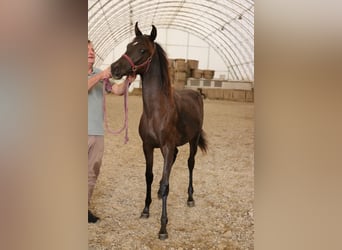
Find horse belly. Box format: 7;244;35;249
176;125;199;146
175;110;203;146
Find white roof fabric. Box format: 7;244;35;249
88;0;254;81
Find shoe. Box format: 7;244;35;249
88;210;99;223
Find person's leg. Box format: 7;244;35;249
88;135;104;223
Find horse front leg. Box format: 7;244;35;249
157;146;175;240
141;143;154;218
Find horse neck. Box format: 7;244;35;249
141;54;173;113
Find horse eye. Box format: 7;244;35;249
140;49;145;54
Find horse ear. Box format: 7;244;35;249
150;25;157;41
135;22;143;36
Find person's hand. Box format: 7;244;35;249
111;75;136;95
127;75;136;83
112;82;126;96
101;67;112;79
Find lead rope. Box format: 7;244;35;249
102;77;133;144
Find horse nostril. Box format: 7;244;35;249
111;67;122;79
110;65;119;77
110;64;116;75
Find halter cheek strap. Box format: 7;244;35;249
122;45;155;75
122;54;137;72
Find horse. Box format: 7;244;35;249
110;22;208;240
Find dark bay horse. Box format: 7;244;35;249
110;22;208;240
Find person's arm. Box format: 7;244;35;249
111;75;136;96
88;67;112;91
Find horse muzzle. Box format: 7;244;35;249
110;63;122;79
111;60;133;79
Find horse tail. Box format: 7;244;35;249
198;130;208;154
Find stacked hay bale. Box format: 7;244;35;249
172;59;187;90
168;59;175;85
203;69;215;80
191;69;203;79
188;60;215;80
187;59;199;78
169;58;216;89
190;68;215;79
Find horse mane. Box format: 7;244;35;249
154;42;172;96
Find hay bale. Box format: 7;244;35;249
174;59;186;72
191;69;203;79
168;59;175;68
187;59;199;70
174;71;186;81
203;70;215;79
173;80;186;90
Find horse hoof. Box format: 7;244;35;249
140;212;149;219
187;200;195;207
159;233;168;240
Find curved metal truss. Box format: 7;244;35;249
88;0;254;81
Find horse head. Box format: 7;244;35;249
111;22;156;79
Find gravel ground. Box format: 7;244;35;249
89;94;254;249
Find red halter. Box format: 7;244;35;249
122;45;155;76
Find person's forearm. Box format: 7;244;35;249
88;73;103;91
88;67;112;92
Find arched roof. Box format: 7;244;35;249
88;0;254;81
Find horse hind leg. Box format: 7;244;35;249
173;147;178;164
187;137;199;207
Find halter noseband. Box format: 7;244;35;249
122;44;155;76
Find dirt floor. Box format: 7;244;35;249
88;94;254;250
